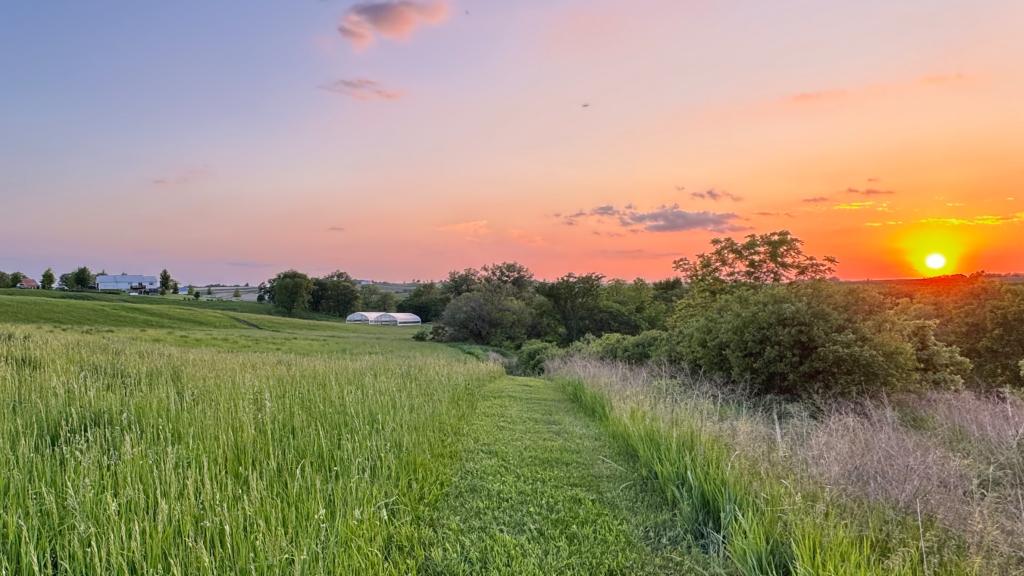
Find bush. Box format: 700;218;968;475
670;282;970;398
412;328;430;342
512;340;562;375
438;290;533;347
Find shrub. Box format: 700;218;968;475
670;282;969;398
512;340;562;375
412;328;430;342
438;290;533;347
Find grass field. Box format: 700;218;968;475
0;295;717;574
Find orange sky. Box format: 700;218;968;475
2;1;1022;284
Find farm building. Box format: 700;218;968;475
345;312;422;326
16;278;39;289
375;313;422;326
96;274;159;293
345;312;385;324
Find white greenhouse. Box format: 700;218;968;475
345;312;386;324
374;313;422;326
345;312;422;326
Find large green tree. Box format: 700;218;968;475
673;230;837;286
268;270;313;315
311;271;360;317
40;268;55;290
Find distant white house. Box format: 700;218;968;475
345;312;421;326
96;274;159;293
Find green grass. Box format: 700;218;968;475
0;294;720;574
420;377;723;575
556;377;976;576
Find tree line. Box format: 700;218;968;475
262;230;1024;397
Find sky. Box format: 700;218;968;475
2;0;1022;285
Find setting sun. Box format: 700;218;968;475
925;253;948;271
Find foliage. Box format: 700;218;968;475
480;261;534;296
40;268;55;290
267;270;313;315
576;330;671;365
412;328;430;341
233;288;241;299
670;282;970;398
441;268;481;299
62;266;94;290
159;269;172;292
512;340;562;375
439;289;534;347
311;271;360;317
358;284;396;312
673;230;837;286
397;282;449;322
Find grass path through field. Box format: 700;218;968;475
419;376;724;575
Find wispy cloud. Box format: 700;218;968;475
918;213;1024;226
802;196;831;203
319;78;402;101
833;201;890;211
436;219;491;241
847;187;895;196
561;203;743;233
754;211;794;218
327;226;346;232
690;189;743;202
338;1;449;50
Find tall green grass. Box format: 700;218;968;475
0;325;502;574
558;376;975;575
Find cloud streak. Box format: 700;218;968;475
319;78;402;101
338;1;449;50
690;189;743;202
561;203;743;233
847;187;895;196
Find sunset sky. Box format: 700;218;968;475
2;0;1022;285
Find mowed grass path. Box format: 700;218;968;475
421;377;722;575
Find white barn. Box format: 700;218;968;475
96;274;159;293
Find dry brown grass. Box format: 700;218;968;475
547;355;1024;573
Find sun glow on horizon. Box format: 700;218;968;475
925;253;947;271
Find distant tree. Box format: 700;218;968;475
0;272;10;289
537;273;606;343
41;268;55;290
205;286;213;296
651;277;687;304
187;285;195;296
268;270;313;315
159;269;172;292
673;230;837;286
68;267;94;290
441;268;481;298
193;291;201;300
8;272;25;288
233;288;241;299
481;262;534;296
311;271;359;316
171;281;179;294
358;284;397;312
397;282;450;322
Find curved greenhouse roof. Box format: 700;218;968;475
375;313;422;326
345;312;386;324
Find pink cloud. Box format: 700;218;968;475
319;78;403;101
338;1;450;50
